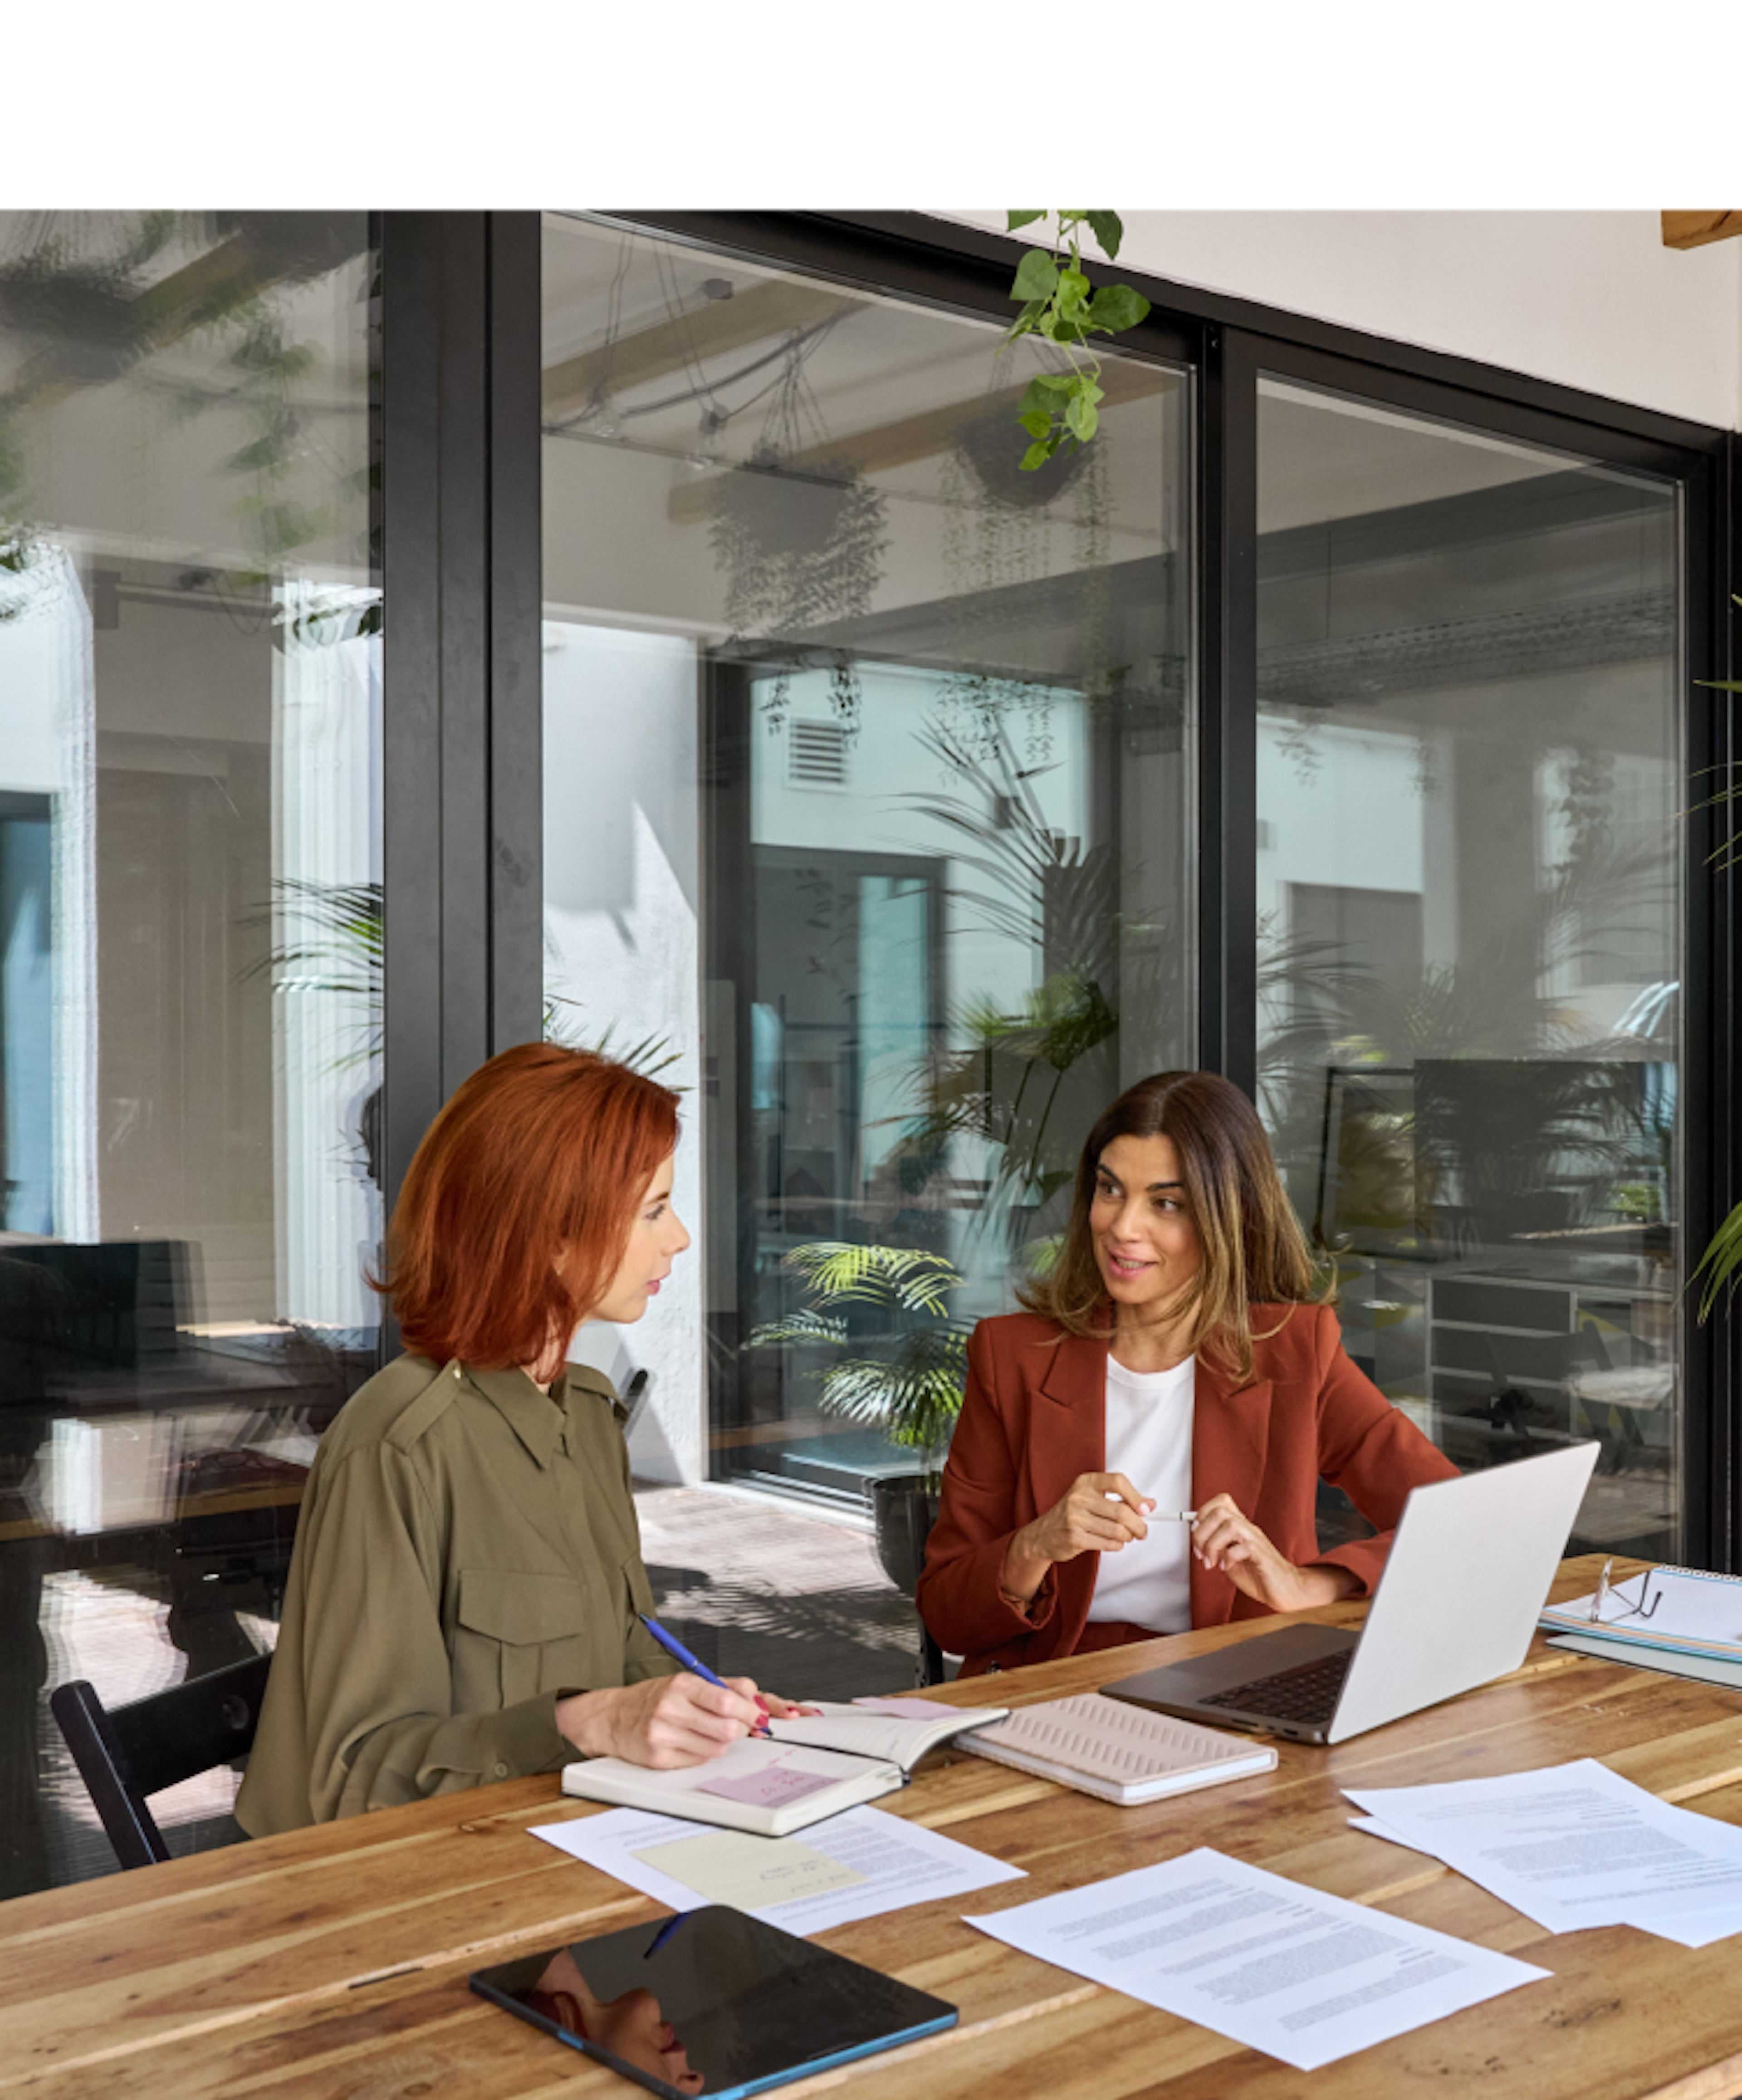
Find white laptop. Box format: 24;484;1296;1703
1101;1440;1600;1746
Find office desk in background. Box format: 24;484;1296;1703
5;1557;1742;2100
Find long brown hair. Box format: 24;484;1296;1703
378;1042;680;1369
1018;1070;1330;1383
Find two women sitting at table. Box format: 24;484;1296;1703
915;1070;1457;1676
238;1044;800;1835
239;1050;1453;1833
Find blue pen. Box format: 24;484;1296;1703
636;1611;770;1735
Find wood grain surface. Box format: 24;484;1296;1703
5;1556;1742;2100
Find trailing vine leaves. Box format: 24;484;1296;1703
1003;211;1150;470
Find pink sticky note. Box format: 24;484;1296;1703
698;1764;838;1809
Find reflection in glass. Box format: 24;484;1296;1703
475;1908;955;2095
1254;377;1681;1559
541;215;1194;1525
0;213;377;1895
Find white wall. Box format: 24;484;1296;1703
543;619;706;1485
928;212;1742;433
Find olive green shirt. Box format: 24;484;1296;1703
235;1354;677;1835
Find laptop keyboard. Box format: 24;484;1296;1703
1201;1648;1353;1725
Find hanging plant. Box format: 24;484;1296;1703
707;337;888;731
709;445;887;731
1003;211;1150;470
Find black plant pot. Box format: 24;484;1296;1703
870;1475;939;1598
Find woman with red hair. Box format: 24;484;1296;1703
238;1043;793;1833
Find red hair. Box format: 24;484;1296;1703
379;1042;680;1369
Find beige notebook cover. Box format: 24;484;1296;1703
965;1693;1277;1805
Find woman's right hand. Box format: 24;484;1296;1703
1000;1472;1154;1604
557;1674;766;1768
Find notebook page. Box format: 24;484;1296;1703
970;1693;1257;1786
765;1703;988;1769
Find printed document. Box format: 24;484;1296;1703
1346;1758;1742;1937
964;1849;1547;2073
531;1802;1023;1936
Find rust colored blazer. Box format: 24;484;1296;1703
915;1303;1458;1675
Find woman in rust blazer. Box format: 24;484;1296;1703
916;1072;1456;1676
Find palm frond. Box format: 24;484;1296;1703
780;1241;964;1315
744;1310;849;1349
818;1323;971;1449
1693;1200;1742;1321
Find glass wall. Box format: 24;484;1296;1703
1254;376;1681;1560
0;213;377;1893
541;214;1194;1511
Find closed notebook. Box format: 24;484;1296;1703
559;1701;1013;1837
964;1693;1277;1805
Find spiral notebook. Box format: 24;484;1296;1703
963;1693;1276;1806
1540;1563;1742;1667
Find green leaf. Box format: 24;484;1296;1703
1006;210;1047;231
1018;409;1053;440
1055;266;1091;311
1018;374;1074;415
1086;283;1149;334
1694;1197;1742;1320
1010;250;1060;301
1064;392;1098;443
1085;211;1124;259
1020;438;1054;471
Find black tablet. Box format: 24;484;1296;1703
469;1906;956;2098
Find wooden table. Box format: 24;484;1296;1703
6;1554;1742;2100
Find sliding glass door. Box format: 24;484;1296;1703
540;213;1196;1502
1252;373;1683;1560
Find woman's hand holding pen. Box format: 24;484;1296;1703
1189;1492;1357;1613
999;1472;1155;1604
557;1677;814;1768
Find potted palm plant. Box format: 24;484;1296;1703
745;1242;969;1594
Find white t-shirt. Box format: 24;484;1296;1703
1084;1353;1196;1634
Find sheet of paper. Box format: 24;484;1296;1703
852;1696;964;1719
1349;1814;1432;1854
629;1829;866;1909
964;1849;1548;2074
531;1802;1024;1937
1346;1759;1742;1934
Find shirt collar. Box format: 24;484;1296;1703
459;1359;624;1467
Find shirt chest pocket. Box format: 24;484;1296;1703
452;1567;618;1710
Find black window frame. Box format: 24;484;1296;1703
377;208;1739;1566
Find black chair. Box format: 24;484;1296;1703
50;1652;271;1870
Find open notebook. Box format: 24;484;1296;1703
560;1699;1011;1837
765;1700;1008;1772
964;1693;1277;1805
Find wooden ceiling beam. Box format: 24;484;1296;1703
665;355;1175;524
1661;211;1742;251
542;278;856;420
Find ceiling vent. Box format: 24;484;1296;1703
788;718;850;790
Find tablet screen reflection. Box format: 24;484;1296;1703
524;1947;703;2093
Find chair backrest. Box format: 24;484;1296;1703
50;1652;272;1871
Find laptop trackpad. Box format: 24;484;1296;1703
1102;1622;1357;1712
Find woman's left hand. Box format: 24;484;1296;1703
758;1693;822;1719
1190;1493;1358;1613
